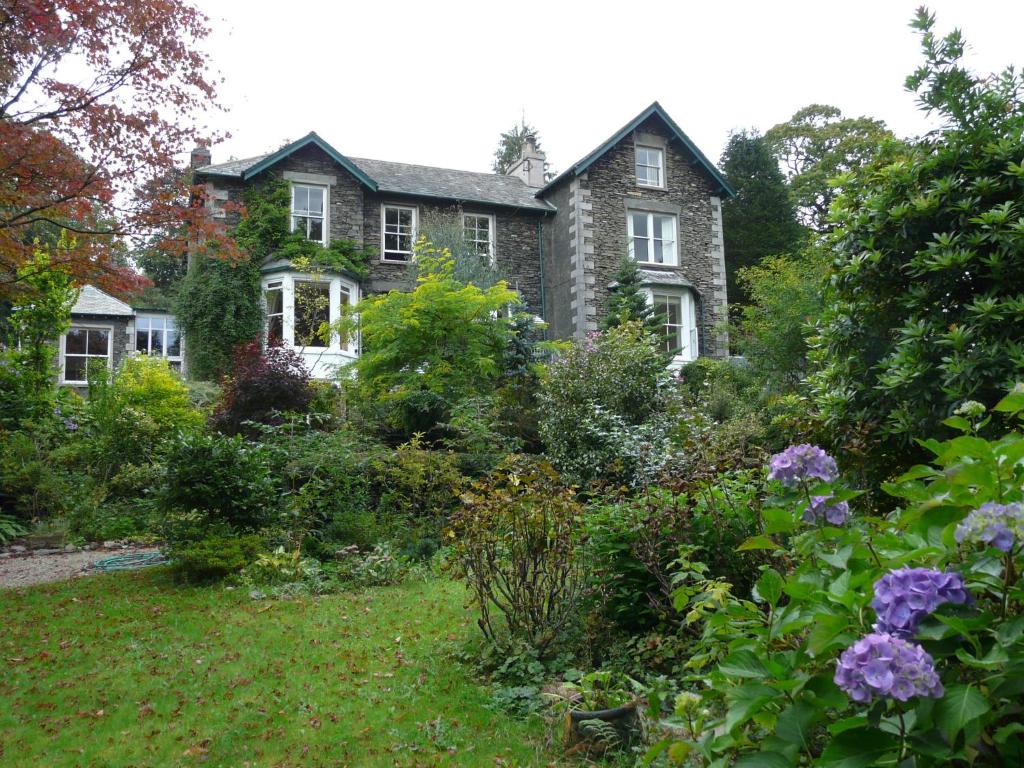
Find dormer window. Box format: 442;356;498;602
291;184;326;244
635;146;664;188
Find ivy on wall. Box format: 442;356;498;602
176;175;375;380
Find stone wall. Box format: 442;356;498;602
579;115;728;356
540;180;574;338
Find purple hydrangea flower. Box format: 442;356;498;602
802;494;851;525
63;418;79;432
871;567;969;638
834;632;943;702
767;444;838;488
955;502;1022;553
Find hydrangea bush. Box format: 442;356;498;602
646;388;1024;767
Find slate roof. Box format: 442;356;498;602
196;135;554;212
71;285;134;317
349;157;553;211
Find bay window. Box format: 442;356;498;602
265;281;284;342
294;280;331;348
648;289;698;365
628;211;678;266
261;273;359;356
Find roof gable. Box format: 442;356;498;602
204;132;379;190
71;285;134;316
538;102;735;197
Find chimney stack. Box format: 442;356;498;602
190;143;212;170
507;135;546;187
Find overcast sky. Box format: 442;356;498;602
195;0;1024;175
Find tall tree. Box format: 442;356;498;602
765;105;894;230
0;0;227;300
810;9;1024;478
719;130;806;305
492;118;543;175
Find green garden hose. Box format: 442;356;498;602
90;552;167;572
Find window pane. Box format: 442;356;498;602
65;328;87;355
86;329;109;356
294;282;331;347
634;237;649;261
384;233;400;254
397;208;412;227
385;207;399;226
150;329;164;356
308;187;323;215
265;285;283;316
631;212;648;237
292;215;307;235
268;314;283;343
166;329;181;357
64;356;86;382
294;186;308;212
309;217;323;242
136;328;149;354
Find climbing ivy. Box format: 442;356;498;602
177;176;375;380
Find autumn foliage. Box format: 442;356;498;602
0;0;230;300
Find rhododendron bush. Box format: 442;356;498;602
647;388;1024;766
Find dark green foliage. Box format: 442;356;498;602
810;11;1024;476
170;533;264;583
175;253;263;381
601;256;662;334
492;118;543;175
449;456;587;656
159;432;279;534
232;176;374;277
719;131;806;305
765;105;895;231
731;247;828;391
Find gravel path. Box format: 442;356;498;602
0;547;160;590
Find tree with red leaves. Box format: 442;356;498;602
0;0;230;300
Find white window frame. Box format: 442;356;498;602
60;324;113;385
264;280;284;343
292;278;332;350
290;183;328;245
261;273;359;354
628;210;678;266
635;145;665;188
134;314;183;372
462;212;496;263
645;288;698;368
381;204;417;263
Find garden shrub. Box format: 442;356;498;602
212;341;314;435
83;355;203;480
810;12;1024;479
585;472;766;632
649;388;1024;767
170;533;264;583
159;431;279;536
538;321;678;488
448;456;587;657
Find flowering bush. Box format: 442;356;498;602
646;388;1024;767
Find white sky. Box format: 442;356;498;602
196;0;1024;175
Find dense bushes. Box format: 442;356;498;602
538;321;678;487
212;342;313;434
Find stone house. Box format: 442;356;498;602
59;102;732;384
57;285;181;388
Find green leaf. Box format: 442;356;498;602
738;534;780;552
755;569;784;607
934;683;990;743
994;388;1024;415
725;683;779;732
719;650;771;679
733;752;794;768
817;727;899;768
775;701;819;750
807;613;852;656
942;415;973;433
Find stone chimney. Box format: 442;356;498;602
190;143;212;170
507;135;546;187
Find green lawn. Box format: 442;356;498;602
1;572;559;767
